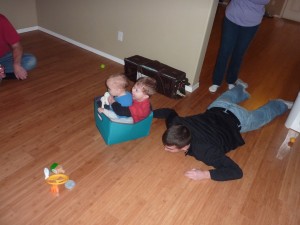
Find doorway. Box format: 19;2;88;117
282;0;300;22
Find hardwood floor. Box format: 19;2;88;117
0;7;299;225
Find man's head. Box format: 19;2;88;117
162;125;191;153
132;77;156;101
106;74;129;97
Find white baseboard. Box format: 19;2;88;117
16;26;197;93
38;26;124;65
17;26;39;33
185;82;199;93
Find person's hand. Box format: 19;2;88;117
108;95;115;104
0;65;5;79
184;168;211;181
98;108;105;113
14;64;28;80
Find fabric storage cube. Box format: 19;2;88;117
124;55;152;81
124;55;189;99
94;98;153;145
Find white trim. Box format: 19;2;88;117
185;82;199;93
38;26;124;65
273;15;281;18
17;26;39;33
15;26;197;92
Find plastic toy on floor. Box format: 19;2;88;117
44;163;75;196
94;97;153;145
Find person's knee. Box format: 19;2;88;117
23;54;37;71
27;55;37;70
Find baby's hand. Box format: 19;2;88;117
98;108;104;113
108;96;115;104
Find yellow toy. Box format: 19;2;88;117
290;137;296;143
47;174;69;195
288;137;297;147
44;163;75;196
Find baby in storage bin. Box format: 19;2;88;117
97;74;133;123
98;76;156;123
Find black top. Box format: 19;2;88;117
154;108;245;181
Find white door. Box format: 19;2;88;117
282;0;300;22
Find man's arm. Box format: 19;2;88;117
189;144;243;181
207;155;243;181
11;42;28;80
153;108;178;128
185;155;243;182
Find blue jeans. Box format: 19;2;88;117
208;85;288;133
212;17;259;85
0;52;37;73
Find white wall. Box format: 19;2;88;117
1;0;218;90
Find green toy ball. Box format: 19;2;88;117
100;64;105;69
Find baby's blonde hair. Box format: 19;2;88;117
106;74;129;90
135;77;157;96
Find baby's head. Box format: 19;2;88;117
132;77;156;101
106;74;129;97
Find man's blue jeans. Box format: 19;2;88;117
208;85;288;133
0;52;37;73
212;17;259;85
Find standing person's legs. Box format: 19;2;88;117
211;18;239;86
226;25;259;85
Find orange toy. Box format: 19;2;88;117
44;167;69;196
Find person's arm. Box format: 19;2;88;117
11;42;28;80
188;144;243;181
185;155;242;181
110;102;131;117
153;108;178;128
208;155;243;181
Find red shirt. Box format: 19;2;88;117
0;14;20;57
129;99;151;123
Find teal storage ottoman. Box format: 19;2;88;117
94;98;153;145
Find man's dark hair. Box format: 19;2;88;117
162;125;191;148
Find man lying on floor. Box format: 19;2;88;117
154;80;293;181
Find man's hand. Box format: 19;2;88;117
184;168;211;181
14;64;28;80
0;65;5;79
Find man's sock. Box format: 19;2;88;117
235;79;248;89
278;99;294;110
